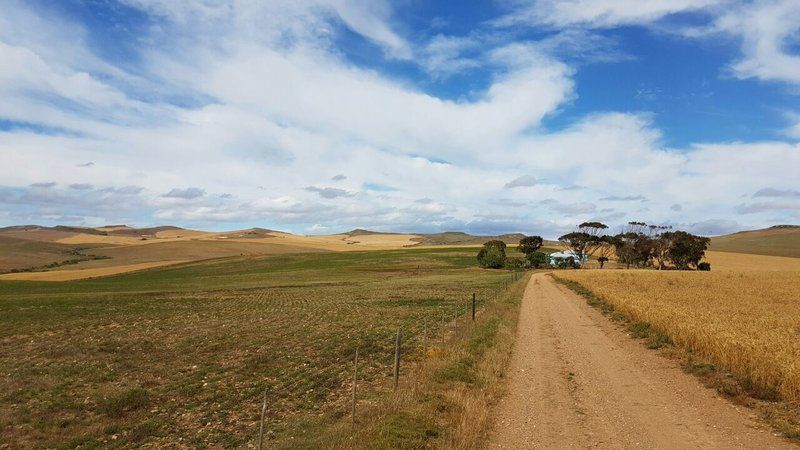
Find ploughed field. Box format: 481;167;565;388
554;269;800;403
0;247;513;448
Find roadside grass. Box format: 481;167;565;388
288;272;528;449
0;247;524;448
551;272;800;441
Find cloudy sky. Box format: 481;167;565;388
1;0;799;237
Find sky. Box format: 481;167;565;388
1;0;799;238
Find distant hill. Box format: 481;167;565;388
709;225;800;258
411;231;527;246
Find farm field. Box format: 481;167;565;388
0;247;524;448
0;226;528;281
553;269;800;405
709;225;800;258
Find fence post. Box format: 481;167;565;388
472;293;476;321
352;347;358;427
393;329;402;390
258;389;267;450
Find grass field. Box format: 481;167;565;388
709;226;800;258
0;247;524;448
552;269;800;405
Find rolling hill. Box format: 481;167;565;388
709;225;800;258
0;224;532;280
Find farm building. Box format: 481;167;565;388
548;250;589;266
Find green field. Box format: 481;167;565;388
0;247;525;448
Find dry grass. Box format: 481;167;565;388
703;250;800;271
553;269;800;403
710;226;800;258
0;260;191;281
0;247;522;448
294;272;527;449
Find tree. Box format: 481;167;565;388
477;246;506;269
518;235;544;256
558;232;592;263
578;222;609;257
483;240;507;252
665;231;709;270
649;225;674;270
477;240;507;269
527;251;548;268
611;223;655;269
595;235;615;268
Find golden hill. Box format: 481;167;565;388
709;225;800;258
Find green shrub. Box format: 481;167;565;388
526;251;548;268
477;247;506;269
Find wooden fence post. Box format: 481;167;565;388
393;329;402;390
258;389;267;450
352;347;358;427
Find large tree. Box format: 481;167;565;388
518;235;544;255
665;231;710;270
649;225;674;270
578;222;609;258
611;222;656;268
477;240;507;269
558;232;592;263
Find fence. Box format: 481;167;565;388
255;271;526;448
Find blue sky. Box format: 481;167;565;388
0;0;799;237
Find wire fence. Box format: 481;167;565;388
253;271;526;447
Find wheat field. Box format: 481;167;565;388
554;269;800;402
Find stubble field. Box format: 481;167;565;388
0;247;520;448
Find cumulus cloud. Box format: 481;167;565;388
163;187;205;199
753;187;800;198
30;182;56;188
713;0;800;85
304;186;354;199
600;195;647;202
737;201;800;214
0;1;797;233
504;175;538;188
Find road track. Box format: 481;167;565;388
490;273;795;449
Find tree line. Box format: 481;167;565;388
477;221;711;270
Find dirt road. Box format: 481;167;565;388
490;273;794;449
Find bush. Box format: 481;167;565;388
698;262;711;271
477;247;506;269
527;251;548;269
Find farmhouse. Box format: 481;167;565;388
549;250;589;266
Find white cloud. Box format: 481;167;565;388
0;1;798;235
495;0;725;28
504;175;538;188
713;0;800;85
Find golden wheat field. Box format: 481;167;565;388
554;269;800;402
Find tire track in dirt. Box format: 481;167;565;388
490;273;795;449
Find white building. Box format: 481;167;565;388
548;250;589;266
